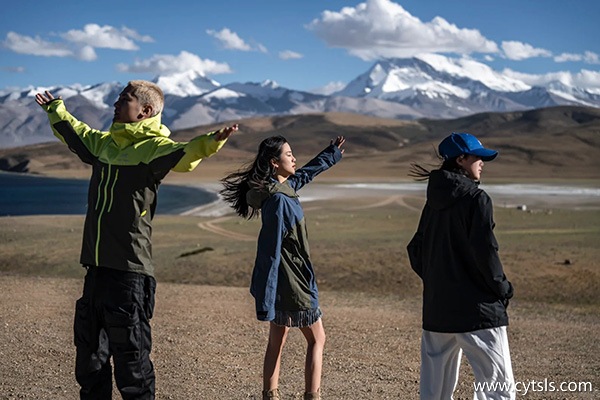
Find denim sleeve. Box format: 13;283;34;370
288;144;342;192
250;194;287;321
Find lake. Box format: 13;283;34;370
332;182;600;209
2;173;598;217
0;172;216;216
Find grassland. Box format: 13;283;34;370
1;190;598;307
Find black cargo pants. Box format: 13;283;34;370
74;266;156;400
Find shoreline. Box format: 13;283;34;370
2;169;599;217
182;181;600;217
0;172;216;217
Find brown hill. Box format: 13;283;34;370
1;106;599;181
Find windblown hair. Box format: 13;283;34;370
127;80;164;116
408;153;469;181
220;135;288;219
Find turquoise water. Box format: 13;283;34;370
0;172;216;216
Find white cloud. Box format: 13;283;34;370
310;81;346;95
501;41;552;60
503;68;600;90
576;69;600;89
555;51;600;65
3;24;153;61
3;31;73;58
117;51;232;76
555;52;582;63
206;28;268;53
307;0;498;60
583;51;600;64
257;43;269;54
76;45;97;61
121;27;154;43
61;24;153;50
279;50;303;60
1;66;26;73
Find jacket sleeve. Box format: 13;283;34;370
171;132;227;172
407;205;428;279
469;193;514;300
250;195;286;321
41;99;107;158
288;144;342;191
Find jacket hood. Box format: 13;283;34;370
247;179;298;209
427;169;480;210
109;113;171;149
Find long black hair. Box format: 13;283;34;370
408;153;468;181
220;135;288;219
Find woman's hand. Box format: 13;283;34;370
331;136;346;153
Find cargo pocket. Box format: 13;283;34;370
105;303;141;356
143;276;156;320
74;297;91;348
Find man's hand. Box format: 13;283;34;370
35;90;61;106
215;123;239;141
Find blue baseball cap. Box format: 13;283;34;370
438;132;498;161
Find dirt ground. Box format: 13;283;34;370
0;275;598;400
1;178;599;399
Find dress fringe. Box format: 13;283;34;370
274;308;322;328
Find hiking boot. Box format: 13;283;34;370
262;388;280;400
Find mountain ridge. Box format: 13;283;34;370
1;54;599;149
2;106;598;181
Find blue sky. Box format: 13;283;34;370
1;0;599;93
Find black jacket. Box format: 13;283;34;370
407;169;513;333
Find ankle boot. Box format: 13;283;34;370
304;389;321;400
262;388;280;400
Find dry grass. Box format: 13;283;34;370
1;193;598;306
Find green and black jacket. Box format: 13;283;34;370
41;99;227;277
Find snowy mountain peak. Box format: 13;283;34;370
1;59;599;149
414;53;530;92
337;55;531;101
153;70;220;97
0;82;122;108
78;82;123;108
260;79;279;89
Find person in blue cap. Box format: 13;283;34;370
407;132;516;399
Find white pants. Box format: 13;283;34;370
420;326;515;400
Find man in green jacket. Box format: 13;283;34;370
35;80;237;399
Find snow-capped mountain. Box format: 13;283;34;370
334;54;600;116
335;55;529;101
1;54;599;148
155;70;220;97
